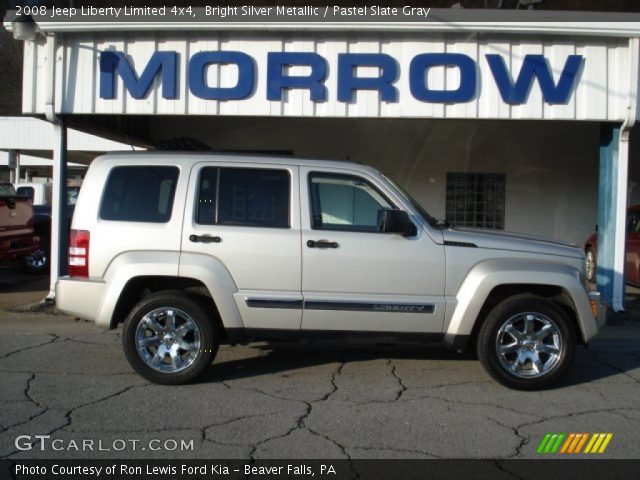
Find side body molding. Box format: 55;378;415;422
443;259;598;346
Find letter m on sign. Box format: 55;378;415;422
486;54;583;105
100;51;177;99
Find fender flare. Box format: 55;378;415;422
178;252;244;330
96;251;243;330
443;258;597;347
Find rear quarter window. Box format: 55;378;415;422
99;166;179;223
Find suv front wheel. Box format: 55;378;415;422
122;291;219;384
477;294;576;390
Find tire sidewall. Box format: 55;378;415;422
478;295;576;390
122;292;217;385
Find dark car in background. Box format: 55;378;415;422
0;183;40;267
13;183;77;273
584;205;640;286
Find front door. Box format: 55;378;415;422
299;166;446;334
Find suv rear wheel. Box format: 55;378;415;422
122;291;218;384
477;294;576;390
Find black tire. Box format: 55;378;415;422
21;248;49;274
122;290;219;385
477;294;576;390
585;247;597;284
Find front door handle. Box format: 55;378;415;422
307;239;339;249
189;234;222;244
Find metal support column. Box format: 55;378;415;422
47;117;68;300
597;123;629;312
8;150;18;183
14;151;20;183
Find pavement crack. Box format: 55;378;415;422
245;361;348;462
24;373;44;409
385;391;542;421
63;338;119;347
0;407;49;436
321;360;345;403
50;384;141;438
348;445;443;459
483;416;529;459
388;360;407;401
0;335;59;359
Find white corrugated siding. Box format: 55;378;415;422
22;31;635;121
0;117;144;151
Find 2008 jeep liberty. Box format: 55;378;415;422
56;153;605;390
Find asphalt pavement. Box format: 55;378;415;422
0;266;639;460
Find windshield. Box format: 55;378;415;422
382;174;450;229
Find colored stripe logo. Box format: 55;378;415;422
537;433;613;454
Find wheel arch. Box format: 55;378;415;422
444;259;597;350
97;251;243;334
467;284;582;347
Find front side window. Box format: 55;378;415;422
309;173;394;232
196;167;290;228
100;166;179;223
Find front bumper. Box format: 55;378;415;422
588;291;607;329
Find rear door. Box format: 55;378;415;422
299;166;446;334
181;162;302;330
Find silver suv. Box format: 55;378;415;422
56;153;604;389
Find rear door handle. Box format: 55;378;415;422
307;239;339;249
189;234;222;244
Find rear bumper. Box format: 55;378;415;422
56;276;106;322
0;235;39;260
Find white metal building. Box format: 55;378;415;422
4;9;640;310
0;116;144;182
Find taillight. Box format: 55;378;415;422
68;229;90;278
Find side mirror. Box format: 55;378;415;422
378;209;417;237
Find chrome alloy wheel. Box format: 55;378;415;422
495;312;563;378
24;249;48;270
135;307;201;373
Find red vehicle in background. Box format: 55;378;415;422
584;205;640;286
0;183;40;267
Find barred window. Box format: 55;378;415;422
445;173;505;230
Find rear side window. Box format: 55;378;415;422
100;166;179;223
196;167;290;228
